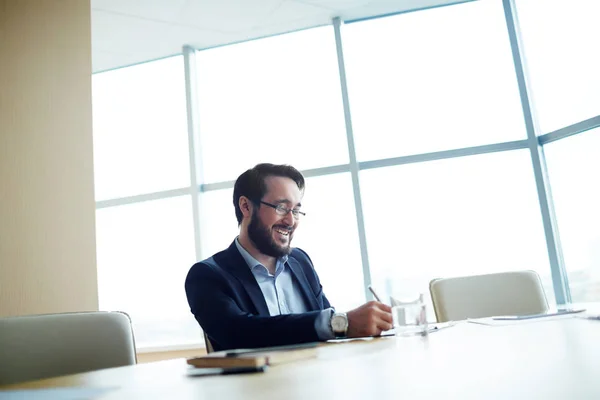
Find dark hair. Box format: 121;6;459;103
233;163;305;225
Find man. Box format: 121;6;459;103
185;163;392;351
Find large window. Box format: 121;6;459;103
92;0;598;349
95;196;200;348
198;188;238;258
92;56;190;201
545;129;600;303
361;150;554;306
516;0;600;133
92;56;199;349
195;26;349;184
292;174;364;311
343;0;526;161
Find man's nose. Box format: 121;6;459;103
282;210;295;225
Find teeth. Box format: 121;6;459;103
275;229;289;236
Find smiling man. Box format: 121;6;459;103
185;163;392;351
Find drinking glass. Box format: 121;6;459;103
391;293;428;336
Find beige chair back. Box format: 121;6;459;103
0;311;136;385
430;270;549;322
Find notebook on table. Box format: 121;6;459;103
187;342;319;369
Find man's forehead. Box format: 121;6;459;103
264;176;303;197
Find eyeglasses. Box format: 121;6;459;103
259;201;306;219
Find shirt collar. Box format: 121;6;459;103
235;237;288;273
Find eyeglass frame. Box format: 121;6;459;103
259;201;306;219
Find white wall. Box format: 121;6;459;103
0;0;99;316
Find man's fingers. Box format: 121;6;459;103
348;301;395;337
379;309;393;325
368;300;392;313
372;305;393;324
377;306;394;331
378;303;392;313
377;317;393;331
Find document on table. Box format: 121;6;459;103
468;309;585;326
580;314;600;320
0;387;114;400
327;321;458;343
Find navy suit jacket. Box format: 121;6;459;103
185;241;332;351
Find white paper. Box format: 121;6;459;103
467;313;579;326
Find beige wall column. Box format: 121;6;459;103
0;0;98;315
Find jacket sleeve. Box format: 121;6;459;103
185;263;322;351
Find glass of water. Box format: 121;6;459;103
391;293;428;336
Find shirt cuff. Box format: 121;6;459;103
315;308;335;341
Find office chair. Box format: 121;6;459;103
0;311;137;385
430;270;549;322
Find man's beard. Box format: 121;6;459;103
247;212;293;258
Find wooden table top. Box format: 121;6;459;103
2;316;599;399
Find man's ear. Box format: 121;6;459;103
239;196;253;218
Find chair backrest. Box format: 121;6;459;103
429;270;549;322
0;311;137;385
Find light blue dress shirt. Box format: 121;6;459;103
235;239;334;340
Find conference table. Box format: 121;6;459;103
2;315;599;399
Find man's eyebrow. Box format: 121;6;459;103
275;199;302;208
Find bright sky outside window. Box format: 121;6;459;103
96;196;200;348
516;0;600;133
196;26;349;184
92;56;190;201
360;149;555;307
342;0;527;161
544;128;600;303
292;173;365;311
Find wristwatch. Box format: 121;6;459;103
330;312;348;338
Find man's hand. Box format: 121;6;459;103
346;301;393;337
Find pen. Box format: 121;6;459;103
368;285;382;302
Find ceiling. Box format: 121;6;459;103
91;0;464;73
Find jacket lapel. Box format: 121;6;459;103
287;257;320;311
221;241;270;316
